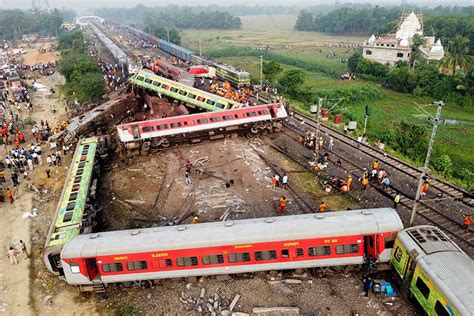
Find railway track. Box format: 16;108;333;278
280;112;473;257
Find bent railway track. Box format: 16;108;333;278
278;112;473;257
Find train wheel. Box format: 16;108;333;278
161;138;170;148
250;126;259;134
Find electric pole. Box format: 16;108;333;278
363;104;369;136
259;55;263;88
198;39;202;56
314;98;324;158
409;101;444;226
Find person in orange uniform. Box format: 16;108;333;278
464;214;472;232
421;180;430;196
319;201;326;213
279;196;287;215
347;175;353;191
372;160;379;170
361;176;369;190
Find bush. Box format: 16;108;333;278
312;84;383;102
432;154;453;177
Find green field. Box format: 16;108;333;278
181;16;474;189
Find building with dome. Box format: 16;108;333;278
362;12;444;66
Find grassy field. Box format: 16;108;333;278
181;16;474;189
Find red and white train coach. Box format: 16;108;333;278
116;103;287;145
61;208;403;290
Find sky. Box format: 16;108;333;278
0;0;472;10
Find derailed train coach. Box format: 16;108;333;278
60;208;403;291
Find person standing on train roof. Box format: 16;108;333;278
279;196;287;215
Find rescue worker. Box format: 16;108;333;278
19;240;28;258
361;176;369;190
464;214;472;232
6;188;14;204
347;175;352;191
8;247;17;265
363;276;373;298
192;215;199;224
271;175;277;189
421;180;430;196
279;196;287;215
319;201;326;213
372;160;379;171
394;193;401;209
282;174;288;190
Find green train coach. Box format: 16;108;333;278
129;70;243;112
43;137;100;275
391;226;474;315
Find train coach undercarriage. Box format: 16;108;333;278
121;120;284;156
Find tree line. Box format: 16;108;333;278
295;5;474;54
57;31;105;104
95;5;242;30
0;9;65;40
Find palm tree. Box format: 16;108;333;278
440;35;471;77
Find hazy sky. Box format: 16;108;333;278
0;0;472;10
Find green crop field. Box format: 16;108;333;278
181;15;474;190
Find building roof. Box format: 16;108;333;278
396;12;423;40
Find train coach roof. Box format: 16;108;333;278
419;252;474;314
62;208;402;258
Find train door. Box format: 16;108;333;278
364;235;377;258
86;258;99;281
132;125;140;140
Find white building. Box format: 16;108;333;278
362;12;445;66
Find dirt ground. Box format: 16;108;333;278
21;50;59;67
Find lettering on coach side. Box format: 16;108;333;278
151;253;169;258
283;242;300;247
324;239;338;244
114;256;128;261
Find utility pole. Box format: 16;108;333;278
363;104;369;136
409;100;444;226
198;39;202;56
314;98;324;158
166;27;170;42
259;55;263;88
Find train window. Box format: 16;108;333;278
76;169;84;176
153;259;173;269
152;81;161;87
187;93;196;99
197;96;205;102
178;90;187;96
81;149;88;155
393;246;403;262
416;277;430;299
136;76;144;81
222;115;233;121
296;248;304;257
83;145;90;149
170;122;182;128
281;250;289;258
72;184;80;192
368;236;374;248
144;78;153;84
202;255;224;265
197;118;209;124
142;126;154;132
66;202;76;211
63;211;73;222
308;246;331;256
156;124;168;130
162;85;170;90
336;244;359;254
384;237;395;249
258;110;270;115
254;250;277;261
216;103;226;109
127;261;148;271
245;112;257;117
206;99;216;106
228;252;250;263
74;176;82;184
170;87;178;93
102;263;123;273
69;193;78;200
210;117;221;122
70;262;80;274
434;301;449;316
78;162;86;168
177;257;198;267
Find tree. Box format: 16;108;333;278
348;52;363;73
278;69;306;98
263;61;283;83
393;121;427;161
410;34;426;69
440;35;471;77
432;154;453;177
